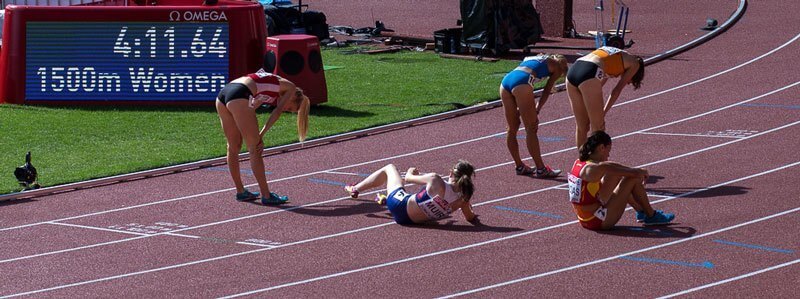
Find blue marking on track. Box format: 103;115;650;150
493;206;563;219
713;239;795;254
621;256;714;269
206;167;273;176
309;178;347;187
740;103;800;110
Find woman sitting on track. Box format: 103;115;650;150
345;160;479;225
568;131;674;230
499;54;567;178
566;46;644;148
216;68;310;205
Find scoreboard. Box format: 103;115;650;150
1;1;266;105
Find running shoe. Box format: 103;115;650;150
262;192;289;205
636;210;667;223
535;165;562;178
235;189;260;202
643;210;675;226
515;165;535;176
375;193;387;205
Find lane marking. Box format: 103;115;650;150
308;178;347;187
620;256;714;269
220;161;800;298
3;94;797;267
638;132;746;139
5;160;800;298
439;208;800;298
740;103;800;110
493;206;564;219
656;258;800;298
3;33;798;234
322;171;370;177
46;222;148;236
713;239;795;254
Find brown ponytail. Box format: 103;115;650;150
452;159;475;201
579;130;612;161
631;56;645;90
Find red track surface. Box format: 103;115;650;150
2;0;799;297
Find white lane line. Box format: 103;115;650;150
219;162;800;298
656;259;800;298
637;132;746;139
163;233;277;248
322;171;368;177
8;157;796;299
439;208;800;298
46;222;148;236
3;33;797;234
479;81;800;172
2;84;798;266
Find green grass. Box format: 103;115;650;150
0;49;529;195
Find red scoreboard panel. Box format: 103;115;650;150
0;0;267;105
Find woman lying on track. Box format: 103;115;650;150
345;161;479;225
216;68;310;205
499;54;567;178
566;46;645;148
568;131;674;230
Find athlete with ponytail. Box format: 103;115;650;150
566;46;645;148
216;68;310;205
345;160;479;225
499;54;567;178
567;131;674;230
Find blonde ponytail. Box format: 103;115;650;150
296;93;310;142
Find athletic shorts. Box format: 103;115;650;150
567;60;604;87
386;187;414;225
577;206;607;231
217;83;252;105
501;69;534;92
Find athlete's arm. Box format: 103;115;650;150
581;162;647;182
460;201;478;223
537;74;559;114
604;56;640;113
260;79;296;137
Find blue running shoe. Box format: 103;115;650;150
235;189;260;202
635;210;647;223
643;210;675;226
262;192;289;205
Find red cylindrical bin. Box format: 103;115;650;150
264;34;328;105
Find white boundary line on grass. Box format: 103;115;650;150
4;115;799;298
0;82;797;266
1;32;797;234
656;258;800;298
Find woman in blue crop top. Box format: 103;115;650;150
499;54;568;178
344;160;479;225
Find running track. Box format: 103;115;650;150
1;0;798;297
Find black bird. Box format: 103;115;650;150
14;152;40;190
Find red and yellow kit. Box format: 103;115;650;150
568;159;605;230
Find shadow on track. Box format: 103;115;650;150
598;224;697;239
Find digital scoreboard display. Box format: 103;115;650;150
25;22;229;102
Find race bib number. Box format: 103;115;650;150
527;75;541;87
391;189;408;201
568;174;582;203
595;67;606;80
599;46;624;55
594;207;608;221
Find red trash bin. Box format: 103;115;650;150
264;34;328;105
